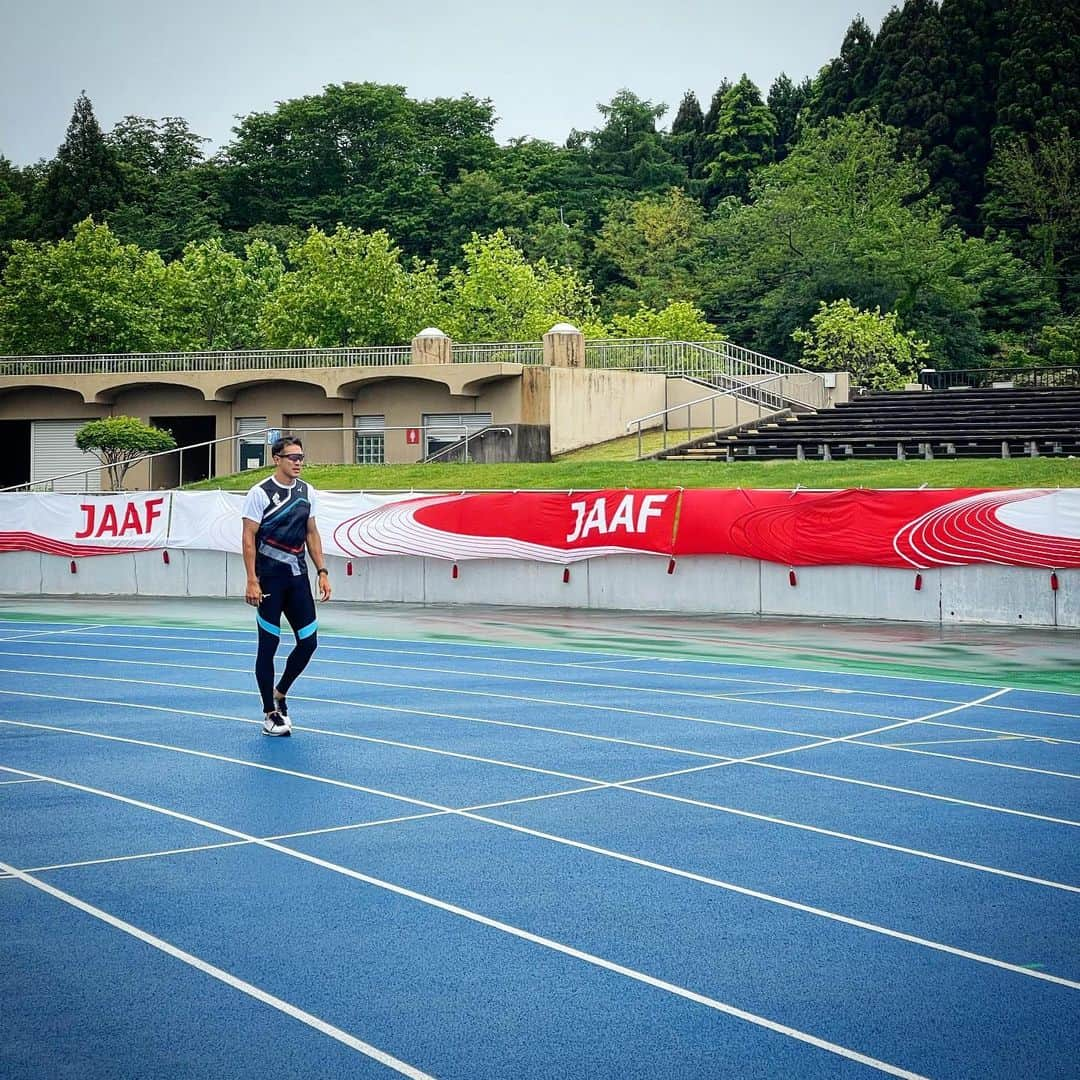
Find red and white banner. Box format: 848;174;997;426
0;493;169;557
1;488;1078;569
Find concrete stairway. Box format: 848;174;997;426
657;387;1080;462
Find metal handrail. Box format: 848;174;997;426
0;429;271;494
625;375;800;459
421;426;514;464
919;365;1080;390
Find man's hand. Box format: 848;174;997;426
317;571;332;602
245;578;263;607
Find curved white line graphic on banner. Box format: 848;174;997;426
333;494;648;563
893;489;1080;568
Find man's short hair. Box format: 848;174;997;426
271;435;303;457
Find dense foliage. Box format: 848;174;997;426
1;0;1075;371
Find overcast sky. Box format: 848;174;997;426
1;0;899;166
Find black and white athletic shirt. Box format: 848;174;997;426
241;477;320;579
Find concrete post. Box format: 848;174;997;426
543;323;585;368
412;327;451;365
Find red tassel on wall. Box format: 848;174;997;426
1051;571;1059;592
70;560;77;574
346;561;353;576
162;550;170;565
789;568;797;587
667;558;676;575
563;567;570;583
914;573;923;591
451;563;459;579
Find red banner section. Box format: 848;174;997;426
333;490;681;563
3;488;1079;568
673;488;1080;568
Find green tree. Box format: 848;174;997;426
606;300;721;341
106;116;223;259
594;188;707;312
994;0;1079;147
219;83;498;258
985;130;1078;307
443;231;597;342
39;93;125;240
669;91;707;179
572;90;687;196
809;16;875;122
702;80;733;135
767;74;812;162
699;114;1053;368
703;76;777;202
0;219;167;354
259;225;441;347
792;299;930;389
75;416;176;490
161;237;284;350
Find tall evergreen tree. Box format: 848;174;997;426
670;90;706;177
935;0;1008;230
702;79;733;135
767;73;812;161
703;76;776;203
810;15;875;123
39;92;125;239
868;0;951;164
993;0;1079;146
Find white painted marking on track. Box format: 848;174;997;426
12;631;1079;725
886;736;1042;748
8;617;1079;699
6;709;1080;971
856;741;1080;780
0;770;935;1078
0;777;45;785
0;857;435;1078
0;624;110;642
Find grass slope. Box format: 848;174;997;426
189;456;1079;492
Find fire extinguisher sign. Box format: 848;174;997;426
406;428;420;445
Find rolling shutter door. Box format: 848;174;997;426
422;413;493;440
31;420;101;492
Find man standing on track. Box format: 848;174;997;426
241;435;331;736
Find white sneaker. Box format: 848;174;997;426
262;711;291;737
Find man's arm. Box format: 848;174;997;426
307;517;331;601
242;519;262;607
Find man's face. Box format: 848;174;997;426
274;444;304;479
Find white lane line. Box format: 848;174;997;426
5;760;1078;1008
0;624;110;642
0;662;850;744
0;777;46;785
886;736;1043;748
856;742;1080;781
748;760;1080;828
920;719;1078;745
0;772;934;1078
0;651;913;726
14;634;1077;722
8;712;1074;897
7;709;1080;971
5;684;1074;875
561;656;665;668
0;857;435;1079
13;620;1080;701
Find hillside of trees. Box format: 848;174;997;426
0;0;1075;372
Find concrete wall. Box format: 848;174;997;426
3;550;1073;628
549;368;667;455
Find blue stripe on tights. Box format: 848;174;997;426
297;620;318;640
256;614;281;637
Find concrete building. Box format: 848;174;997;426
0;328;840;491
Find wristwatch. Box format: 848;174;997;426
317;568;329;576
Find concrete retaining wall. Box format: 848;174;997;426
2;551;1074;629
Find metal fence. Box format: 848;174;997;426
0;346;413;377
450;342;545;365
919;365;1080;390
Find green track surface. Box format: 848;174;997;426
1;600;1075;694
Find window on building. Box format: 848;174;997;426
354;416;385;464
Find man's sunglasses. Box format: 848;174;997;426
276;452;305;462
